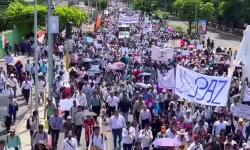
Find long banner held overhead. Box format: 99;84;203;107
119;14;139;24
175;65;231;106
158;69;175;89
151;46;174;62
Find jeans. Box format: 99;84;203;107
107;106;116;118
123;143;132;150
143;147;149;150
23;89;30;103
51;129;60;148
11;111;16;122
120;112;129;123
75;125;82;143
112;128;122;148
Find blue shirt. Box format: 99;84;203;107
49;115;63;130
40;64;47;73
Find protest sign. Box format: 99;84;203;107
0;96;9;121
119;14;139;24
233;104;250;120
158;69;175;89
60;99;79;111
121;47;129;55
142;23;152;34
196;44;203;50
81;23;94;32
175;65;231;106
151;46;174;62
243;84;250;102
168;40;181;48
182;49;190;56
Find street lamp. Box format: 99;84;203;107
195;0;197;34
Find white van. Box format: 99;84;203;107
118;24;130;39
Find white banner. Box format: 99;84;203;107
142;22;152;34
151;46;174;62
243;84;250;102
181;49;190;56
175;65;231;106
119;14;139;24
158;69;175;89
233;103;250;120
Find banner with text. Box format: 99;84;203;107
243;84;250;102
158;69;175;89
233;103;250;120
119;14;139;24
175;65;231;106
151;46;174;62
142;22;152;34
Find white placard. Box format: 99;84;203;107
121;47;129;56
196;44;203;50
233;103;250;120
142;22;152;34
97;44;103;49
243;84;250;102
151;46;174;62
175;65;231;106
163;43;168;48
158;69;175;89
119;14;139;24
60;99;79;111
182;49;190;56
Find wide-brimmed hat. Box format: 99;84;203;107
175;142;188;150
162;89;167;93
238;118;244;123
177;129;187;135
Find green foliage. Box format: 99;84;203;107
171;24;186;34
154;9;169;19
219;0;243;23
84;0;108;10
0;8;12;32
133;0;157;13
5;1;87;31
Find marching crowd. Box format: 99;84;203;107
1;1;250;150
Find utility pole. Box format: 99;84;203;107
195;0;197;34
91;0;93;21
87;0;90;24
47;0;53;95
34;0;39;110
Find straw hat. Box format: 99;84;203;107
177;129;187;135
238;118;244;123
175;142;188;150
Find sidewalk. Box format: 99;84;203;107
16;104;47;150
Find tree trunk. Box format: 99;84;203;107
188;20;192;35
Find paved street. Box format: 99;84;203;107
168;20;241;51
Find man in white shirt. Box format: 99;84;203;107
212;114;230;136
62;131;77;150
187;135;203;150
122;121;135;150
73;90;87;110
37;77;46;103
0;74;6;93
106;91;119;117
166;124;177;138
21;77;32;104
8;74;18;98
139;124;153;150
139;106;151;129
109;110;126;149
88;126;106;150
58;44;64;60
73;106;85;146
25;59;33;77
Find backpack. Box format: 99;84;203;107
92;134;104;146
26;117;34;129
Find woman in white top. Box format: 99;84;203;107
122;121;135;150
184;110;193;131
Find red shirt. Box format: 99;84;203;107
133;69;142;80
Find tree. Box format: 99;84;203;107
6;1;87;31
173;0;215;34
133;0;157;13
219;0;243;30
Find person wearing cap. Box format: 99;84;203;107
241;143;250;150
6;129;21;150
62;131;77;150
156;89;167;113
184;110;193;131
175;129;189;143
233;118;249;139
109;110;126;149
187;135;203;150
21;77;32;104
8;74;18;98
63;115;75;138
122;121;135;150
193;106;206;124
9;95;18;124
2;82;14;97
185;101;194;115
139;123;153;150
39;60;47;76
32;124;48;150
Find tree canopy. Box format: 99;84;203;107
5;1;87;31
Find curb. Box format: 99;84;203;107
15;107;31;133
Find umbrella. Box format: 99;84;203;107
83;58;93;63
152;138;181;147
101;28;109;33
86;37;93;43
160;27;165;32
167;26;174;31
187;45;195;49
134;83;151;89
138;72;151;77
107;64;119;70
84;110;97;117
112;62;126;68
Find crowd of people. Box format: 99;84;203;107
1;1;250;150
